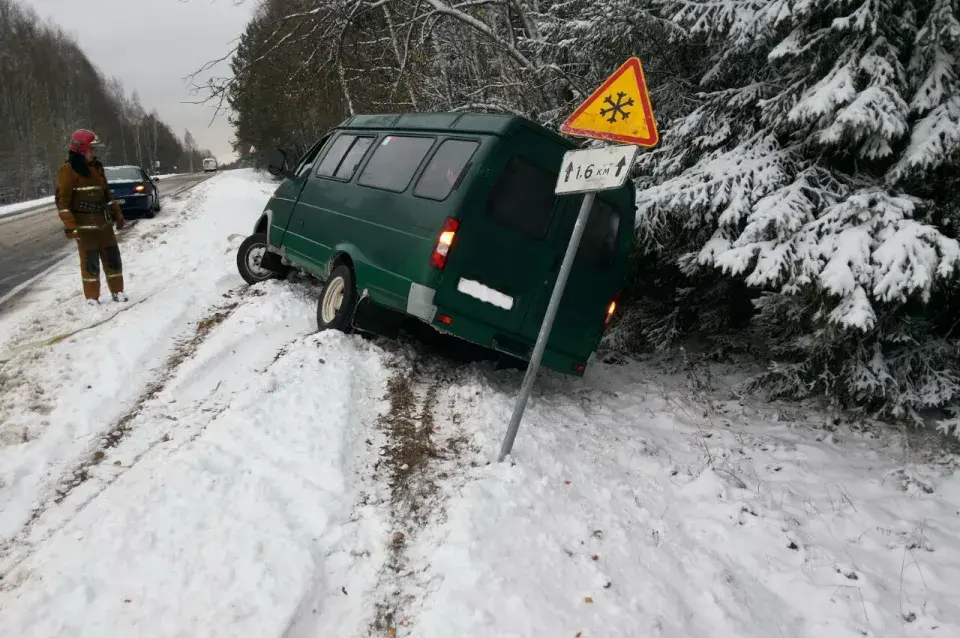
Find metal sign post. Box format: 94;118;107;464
498;189;597;461
497;57;660;461
498;145;639;461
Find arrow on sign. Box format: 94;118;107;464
615;156;627;177
564;163;574;182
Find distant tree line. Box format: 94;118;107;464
0;0;214;205
208;0;959;435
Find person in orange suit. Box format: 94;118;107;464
55;129;128;304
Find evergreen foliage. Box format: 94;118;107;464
638;0;960;432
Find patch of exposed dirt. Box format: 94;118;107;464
379;373;440;520
369;357;471;636
0;350;53;443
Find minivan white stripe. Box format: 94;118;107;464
457;278;514;310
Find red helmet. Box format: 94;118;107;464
69;129;101;154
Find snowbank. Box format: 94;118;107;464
1;169;958;638
0;195;55;218
404;363;960;637
0;170;276;538
2;327;391;638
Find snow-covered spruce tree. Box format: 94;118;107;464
634;0;960;431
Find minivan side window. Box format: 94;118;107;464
357;135;435;193
576;197;621;269
485;157;557;240
334;137;374;180
315;134;356;177
413;139;479;201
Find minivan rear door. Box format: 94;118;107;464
436;149;562;336
521;191;630;360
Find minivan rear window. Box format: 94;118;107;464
315;134;356;178
358;135;435;193
485;157;557;240
414;139;479;201
576;197;621;269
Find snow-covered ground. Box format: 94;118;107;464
1;169;958;637
0;196;55;219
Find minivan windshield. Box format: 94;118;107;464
104;167;141;181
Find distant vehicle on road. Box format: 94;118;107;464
236;113;633;377
202;158;218;173
104;165;161;219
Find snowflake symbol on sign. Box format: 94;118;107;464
599;91;635;124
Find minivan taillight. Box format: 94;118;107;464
602;291;620;333
430;217;459;269
134;184;146;193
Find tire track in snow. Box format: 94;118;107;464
278;339;476;638
367;352;472;637
0;289;252;580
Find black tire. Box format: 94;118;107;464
316;264;357;333
237;232;283;285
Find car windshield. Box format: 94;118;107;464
104;167;141;181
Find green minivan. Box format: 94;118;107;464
236;112;634;376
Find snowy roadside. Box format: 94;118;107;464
394;359;960;637
0;170;277;545
0;169;958;637
0;169;395;637
0;196;55;219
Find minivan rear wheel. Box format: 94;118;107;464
317;264;357;333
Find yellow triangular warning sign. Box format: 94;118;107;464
560;57;659;147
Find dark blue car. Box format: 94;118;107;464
104;165;161;219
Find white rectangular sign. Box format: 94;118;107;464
554;145;638;195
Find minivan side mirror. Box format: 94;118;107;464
267;148;294;180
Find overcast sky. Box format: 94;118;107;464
24;0;255;161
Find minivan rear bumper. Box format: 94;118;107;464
429;306;589;377
404;282;590;376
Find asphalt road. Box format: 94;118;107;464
0;173;211;309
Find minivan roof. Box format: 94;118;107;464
337;112;635;212
337;112;576;149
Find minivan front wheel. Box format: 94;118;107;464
317;264;357;333
237;232;284;285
